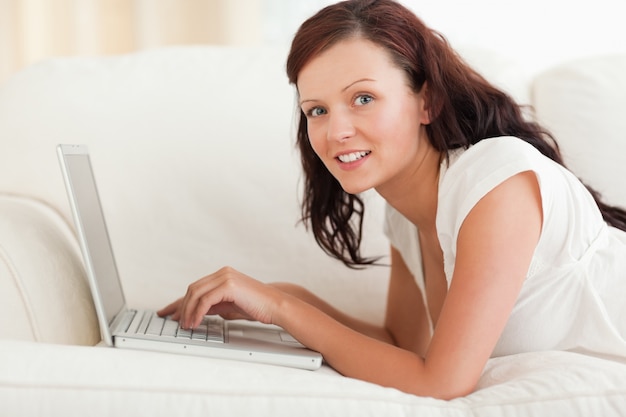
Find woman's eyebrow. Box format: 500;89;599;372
299;78;376;106
299;98;317;107
342;78;376;92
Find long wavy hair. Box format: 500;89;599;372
286;0;626;268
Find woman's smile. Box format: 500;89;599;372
336;150;371;165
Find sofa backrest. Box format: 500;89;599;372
532;54;626;208
0;46;624;340
0;46;390;324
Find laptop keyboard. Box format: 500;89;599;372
127;311;225;343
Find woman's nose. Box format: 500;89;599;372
327;110;355;142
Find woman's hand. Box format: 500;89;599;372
157;266;283;329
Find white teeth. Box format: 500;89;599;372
338;151;370;163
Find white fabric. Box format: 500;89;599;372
385;136;626;358
0;195;99;345
1;339;626;417
532;54;626;209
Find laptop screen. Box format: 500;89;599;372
60;149;125;326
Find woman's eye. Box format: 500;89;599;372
354;94;374;106
306;107;327;117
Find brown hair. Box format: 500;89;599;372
286;0;626;268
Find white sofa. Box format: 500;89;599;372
1;45;625;416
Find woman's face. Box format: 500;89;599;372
297;37;432;195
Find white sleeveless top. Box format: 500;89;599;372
384;136;626;358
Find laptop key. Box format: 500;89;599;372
146;316;165;336
161;318;179;337
126;310;143;334
191;323;209;340
176;327;192;339
137;311;151;334
207;321;225;342
117;310;137;333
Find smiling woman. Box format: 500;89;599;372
155;0;626;399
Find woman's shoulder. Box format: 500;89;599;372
445;136;543;174
440;136;547;200
437;137;555;246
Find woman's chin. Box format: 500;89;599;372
339;181;374;196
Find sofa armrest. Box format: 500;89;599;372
0;194;99;345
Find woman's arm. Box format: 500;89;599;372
384;246;431;357
270;248;432;351
276;171;542;398
160;171;542;399
160;259;428;349
269;282;394;344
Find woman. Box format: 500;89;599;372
159;0;626;399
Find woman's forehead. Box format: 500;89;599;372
296;38;413;100
297;39;396;87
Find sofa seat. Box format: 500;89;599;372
1;340;625;416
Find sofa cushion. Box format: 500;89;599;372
531;54;626;208
0;195;99;345
0;46;390;323
1;340;625;417
457;45;534;105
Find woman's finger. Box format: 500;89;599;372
174;266;281;329
179;268;233;328
157;298;182;318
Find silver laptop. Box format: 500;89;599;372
57;144;322;370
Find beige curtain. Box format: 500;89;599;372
0;0;262;85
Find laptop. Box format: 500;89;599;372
57;144;323;371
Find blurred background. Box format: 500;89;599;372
1;0;625;86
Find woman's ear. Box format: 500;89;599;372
418;82;442;125
417;82;432;125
